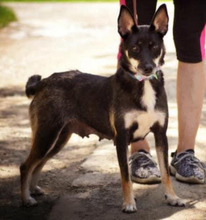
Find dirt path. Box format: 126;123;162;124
0;3;206;220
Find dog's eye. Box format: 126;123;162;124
131;46;140;53
152;45;159;51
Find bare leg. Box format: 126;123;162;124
131;139;150;154
177;61;206;153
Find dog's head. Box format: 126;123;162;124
118;4;169;77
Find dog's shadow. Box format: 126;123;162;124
131;179;206;220
48;173;206;220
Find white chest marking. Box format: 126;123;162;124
124;110;165;139
124;81;165;139
141;81;156;111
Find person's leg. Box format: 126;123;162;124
119;0;158;155
171;0;206;183
131;140;150;154
177;61;205;153
128;0;157;162
171;61;206;184
118;0;161;184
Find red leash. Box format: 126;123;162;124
133;0;138;26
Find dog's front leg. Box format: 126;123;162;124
153;128;186;206
115;134;137;213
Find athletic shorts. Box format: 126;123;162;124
119;0;206;63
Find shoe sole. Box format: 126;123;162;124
170;165;204;184
131;175;161;184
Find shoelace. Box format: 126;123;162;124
175;153;204;168
199;162;206;176
174;153;206;178
129;151;158;167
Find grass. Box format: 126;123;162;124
1;0;118;1
1;0;171;2
0;5;17;28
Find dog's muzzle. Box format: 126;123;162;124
129;66;161;82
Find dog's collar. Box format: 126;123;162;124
128;66;161;82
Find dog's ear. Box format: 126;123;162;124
118;6;136;39
150;4;169;36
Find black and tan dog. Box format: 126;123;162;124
20;4;185;212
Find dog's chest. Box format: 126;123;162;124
124;81;165;139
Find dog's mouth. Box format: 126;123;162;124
141;72;153;77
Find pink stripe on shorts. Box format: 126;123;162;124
200;25;205;60
120;0;126;6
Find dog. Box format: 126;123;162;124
20;4;185;213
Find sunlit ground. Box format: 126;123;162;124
0;2;206;220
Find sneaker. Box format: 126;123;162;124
129;150;161;184
170;149;206;184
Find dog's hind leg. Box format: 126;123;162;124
115;134;137;213
153;129;186;207
30;124;72;196
20;124;63;206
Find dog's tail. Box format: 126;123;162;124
25;75;42;98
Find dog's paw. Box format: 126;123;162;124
23;196;38;207
122;201;137;213
31;186;45;196
165;194;186;207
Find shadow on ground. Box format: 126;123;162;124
1;76;206;220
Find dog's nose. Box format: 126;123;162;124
144;64;153;74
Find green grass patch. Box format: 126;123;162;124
0;5;17;28
1;0;171;2
1;0;171;1
1;0;118;1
